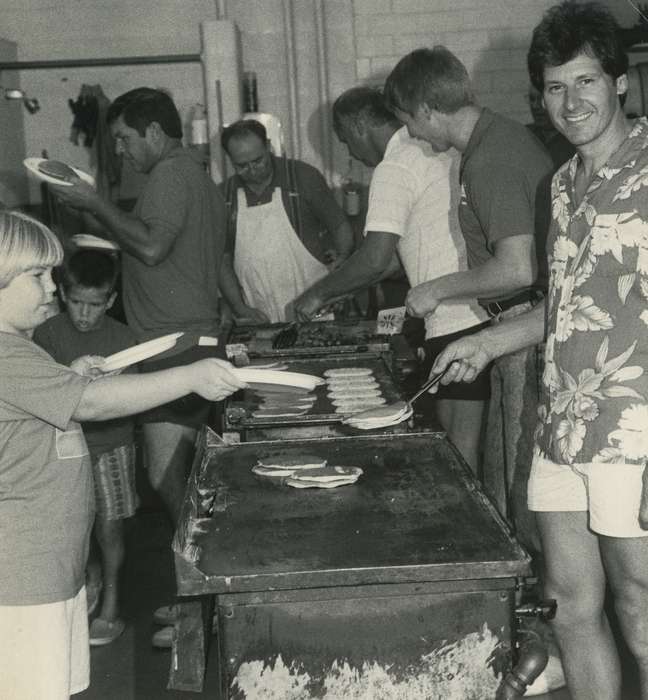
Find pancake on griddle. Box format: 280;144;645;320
256;454;327;470
324;367;373;378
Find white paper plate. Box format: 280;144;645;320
101;332;184;372
71;234;120;251
233;368;324;390
24;157;96;187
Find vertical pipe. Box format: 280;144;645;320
200;20;242;183
282;0;301;159
215;0;227;20
314;0;333;185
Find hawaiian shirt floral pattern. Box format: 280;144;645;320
535;117;648;466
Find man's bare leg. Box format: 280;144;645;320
601;534;648;700
435;397;485;478
143;422;197;526
538;511;621;700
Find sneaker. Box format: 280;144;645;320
152;624;175;649
85;577;103;617
524;653;566;696
89;617;125;646
152;604;180;626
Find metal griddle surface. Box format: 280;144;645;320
225;352;401;428
185;433;529;591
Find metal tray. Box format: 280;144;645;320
223;351;401;432
227;319;391;358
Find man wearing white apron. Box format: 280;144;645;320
221;119;354;323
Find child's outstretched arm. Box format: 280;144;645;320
73;358;246;421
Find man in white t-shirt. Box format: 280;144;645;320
294;86;490;472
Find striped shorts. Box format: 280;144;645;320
92;444;139;520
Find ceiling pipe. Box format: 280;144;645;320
282;0;301;160
314;0;333;185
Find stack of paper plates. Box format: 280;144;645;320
233;368;324;391
71;234;120;251
101;332;184;372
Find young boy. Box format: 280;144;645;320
0;211;245;700
34;248;137;646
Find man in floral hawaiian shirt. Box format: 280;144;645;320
428;3;648;698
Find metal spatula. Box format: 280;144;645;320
406;367;449;406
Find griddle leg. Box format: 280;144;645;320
167;596;215;692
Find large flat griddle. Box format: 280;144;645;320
174;430;530;588
224;351;401;433
228;319;390;358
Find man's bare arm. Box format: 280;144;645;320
407;234;537;317
293;231;399;319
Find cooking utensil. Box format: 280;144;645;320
344;368;448;428
407;367;449;405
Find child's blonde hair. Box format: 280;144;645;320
0;211;63;289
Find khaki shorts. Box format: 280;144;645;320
0;586;90;699
528;453;648;538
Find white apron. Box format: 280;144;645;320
233;187;329;322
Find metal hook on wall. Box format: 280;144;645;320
2;86;40;114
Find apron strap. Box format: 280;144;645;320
283;154;303;242
225;176;238;256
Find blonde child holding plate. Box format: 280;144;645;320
0;211;245;700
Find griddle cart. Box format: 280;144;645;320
170;429;531;697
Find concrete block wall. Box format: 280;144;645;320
351;0;558;127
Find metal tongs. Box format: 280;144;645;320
407;366;449;406
343;368;449;427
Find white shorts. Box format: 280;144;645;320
528;454;648;538
0;586;90;699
